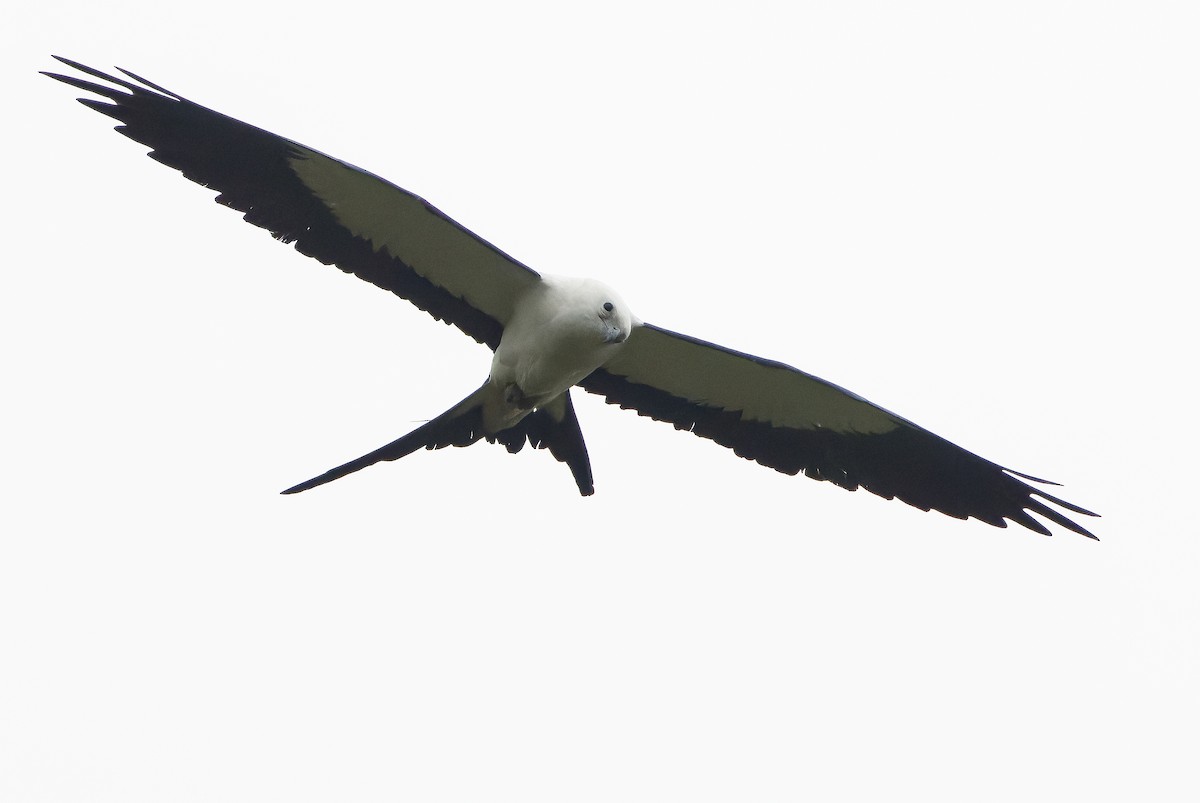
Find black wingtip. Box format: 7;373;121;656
1003;467;1064;486
43;57;143;95
114;65;184;100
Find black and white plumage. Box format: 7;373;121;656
43;57;1099;538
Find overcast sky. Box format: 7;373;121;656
3;2;1198;801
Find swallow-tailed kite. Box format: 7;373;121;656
43;57;1099;538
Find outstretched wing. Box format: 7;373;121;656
42;57;540;349
580;323;1098;538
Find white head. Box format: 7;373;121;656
543;275;636;346
492;274;639;405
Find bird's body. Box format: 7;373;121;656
281;273;633;497
490;276;633;416
44;57;1099;537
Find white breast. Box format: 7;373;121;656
490;275;633;407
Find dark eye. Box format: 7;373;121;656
603;302;614;312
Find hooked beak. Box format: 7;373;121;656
604;325;627;344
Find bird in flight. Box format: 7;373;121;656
43;57;1098;538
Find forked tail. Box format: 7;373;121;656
281;385;492;495
281;385;594;495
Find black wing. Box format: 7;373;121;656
580;323;1098;538
42;57;541;349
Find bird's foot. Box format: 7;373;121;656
505;383;535;410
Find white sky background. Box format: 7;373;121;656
2;1;1197;800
